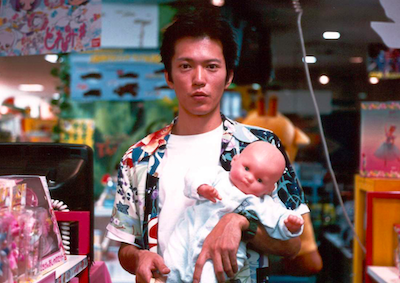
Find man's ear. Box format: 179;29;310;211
225;70;234;88
164;71;174;89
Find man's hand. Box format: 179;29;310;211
192;213;248;283
118;243;170;283
135;250;170;283
197;184;222;203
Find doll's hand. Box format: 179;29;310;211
284;215;304;234
197;184;222;203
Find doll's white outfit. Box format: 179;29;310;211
163;166;304;283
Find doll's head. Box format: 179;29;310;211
10;0;41;12
230;141;285;197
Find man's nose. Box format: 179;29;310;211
193;66;206;86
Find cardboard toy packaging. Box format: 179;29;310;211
360;101;400;178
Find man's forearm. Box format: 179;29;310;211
248;224;301;258
118;243;140;274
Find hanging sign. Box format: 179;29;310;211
0;0;101;56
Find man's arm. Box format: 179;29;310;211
118;243;170;283
249;218;301;258
192;213;301;283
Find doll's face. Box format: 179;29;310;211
19;0;36;11
0;30;15;51
229;141;285;197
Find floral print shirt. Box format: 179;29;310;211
106;114;307;282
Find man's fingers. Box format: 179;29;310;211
221;252;234;278
213;255;226;283
193;253;207;283
136;271;152;283
229;248;239;275
154;261;170;275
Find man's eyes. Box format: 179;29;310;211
207;64;219;70
244;166;249;171
179;64;191;69
257;178;263;183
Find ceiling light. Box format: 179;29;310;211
323;31;341;40
319;75;330;85
211;0;224;6
303;56;317;64
44;54;59;63
349;57;363;63
18;84;44;92
369;77;379;84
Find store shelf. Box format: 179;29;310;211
367;266;400;283
34;255;88;283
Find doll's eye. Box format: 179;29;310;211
244;166;249;171
257;178;263;183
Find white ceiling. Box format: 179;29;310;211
0;54;60;103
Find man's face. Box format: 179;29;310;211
165;36;233;118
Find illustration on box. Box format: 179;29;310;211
0;176;66;282
360;101;400;178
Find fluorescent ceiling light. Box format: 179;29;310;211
303;56;317;64
44;54;59;63
18;84;44;92
323;31;341;40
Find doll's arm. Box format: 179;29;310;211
184;166;220;200
251;197;304;240
197;184;222;203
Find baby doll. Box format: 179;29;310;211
161;141;304;283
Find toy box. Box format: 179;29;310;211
0;176;66;282
360;101;400;178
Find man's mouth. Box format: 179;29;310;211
192;91;208;96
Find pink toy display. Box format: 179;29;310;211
360;101;400;178
0;176;66;282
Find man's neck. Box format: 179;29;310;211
172;111;222;135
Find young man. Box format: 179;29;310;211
106;7;309;283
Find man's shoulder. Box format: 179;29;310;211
225;117;279;143
123;123;173;164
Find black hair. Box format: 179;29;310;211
160;6;237;82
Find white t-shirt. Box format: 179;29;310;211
106;124;223;248
157;124;223;256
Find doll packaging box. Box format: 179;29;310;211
0;175;66;282
360;101;400;178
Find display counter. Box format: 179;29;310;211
34;255;88;283
367;266;400;283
